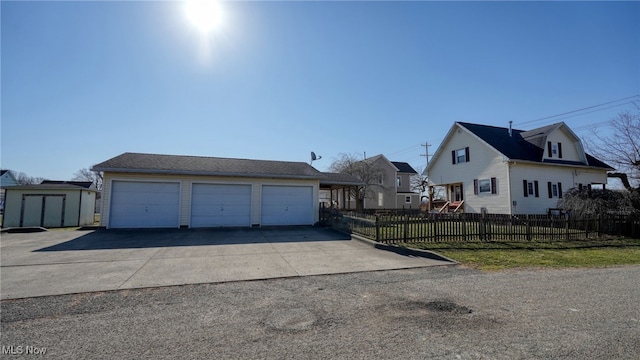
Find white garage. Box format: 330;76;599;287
261;185;314;226
93;153;360;229
190;183;251;227
109;181;180;228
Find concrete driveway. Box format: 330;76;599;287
0;227;453;299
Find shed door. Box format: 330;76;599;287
190;184;251;227
261;185;314;226
109;181;180;228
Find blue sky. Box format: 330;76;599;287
2;1;639;180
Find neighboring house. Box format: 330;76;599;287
1;182;97;228
92;152;355;229
345;154;421;210
426;122;613;215
0;170;18;212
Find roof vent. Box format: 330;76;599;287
508;121;513;137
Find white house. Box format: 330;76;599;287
426;122;613;215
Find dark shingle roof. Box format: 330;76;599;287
391;161;418;174
457;122;612;169
3;183;97;191
41;180;94;189
92;152;323;179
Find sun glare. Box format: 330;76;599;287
184;0;224;35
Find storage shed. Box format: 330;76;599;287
1;183;97;228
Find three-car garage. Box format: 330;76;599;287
93;153;340;229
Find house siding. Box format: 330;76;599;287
101;172;319;228
543;127;585;162
509;162;607;214
365;157;398;209
428;125;511;214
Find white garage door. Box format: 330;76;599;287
191;184;251;227
261;185;314;226
109;181;180;228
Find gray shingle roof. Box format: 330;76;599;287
320;172;364;186
92;152;324;179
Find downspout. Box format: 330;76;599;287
77;190;83;227
506;159;513;215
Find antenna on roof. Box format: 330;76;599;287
310;151;322;165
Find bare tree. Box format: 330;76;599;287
328;153;385;211
72;168;103;190
11;170;45;185
588;107;640;191
411;166;428;197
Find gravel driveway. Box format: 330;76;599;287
2;266;639;359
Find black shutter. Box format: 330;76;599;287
534;181;539;197
491;177;497;194
474;179;479;195
558;182;563;198
547;141;553;157
523;180;528;197
558;143;563;159
452;150;456;164
548;182;553;198
465;147;470;162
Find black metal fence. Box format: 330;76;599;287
321;209;640;244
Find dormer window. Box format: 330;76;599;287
547;142;563;159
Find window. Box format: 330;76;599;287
523;179;539;197
378;192;384;207
451;147;470;164
479;179;491;193
547;142;563;158
474;177;497;195
405;196;411;204
377;172;383;185
547;182;563;198
397;176;401;187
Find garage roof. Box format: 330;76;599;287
93;152;324;180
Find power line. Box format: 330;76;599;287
516;94;640;127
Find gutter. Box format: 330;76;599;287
91;168;323;181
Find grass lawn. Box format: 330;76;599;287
403;238;640;270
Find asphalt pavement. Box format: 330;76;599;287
2;265;639;359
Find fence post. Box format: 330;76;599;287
462;213;467;242
404;214;409;242
375;215;380;241
598;214;602;237
565;213;570;241
526;214;531;241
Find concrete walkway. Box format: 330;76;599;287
0;227;454;300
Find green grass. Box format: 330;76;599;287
403;238;640;270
